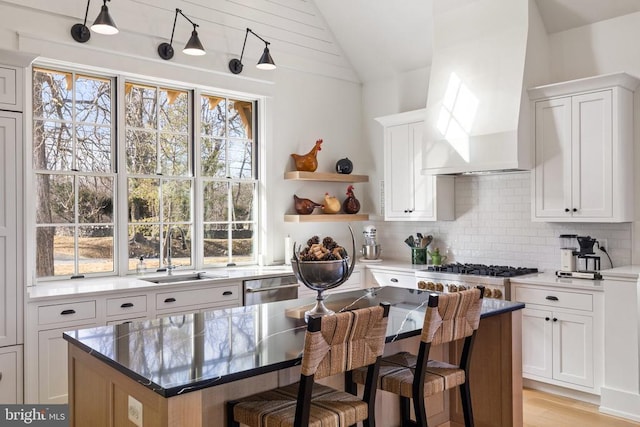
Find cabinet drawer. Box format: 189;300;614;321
106;295;147;317
513;287;593;311
370;270;415;289
156;284;240;311
38;301;96;326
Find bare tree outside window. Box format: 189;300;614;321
32;68;259;280
201;96;257;266
32;68;115;278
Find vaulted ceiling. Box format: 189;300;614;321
314;0;640;83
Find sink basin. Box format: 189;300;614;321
142;271;228;284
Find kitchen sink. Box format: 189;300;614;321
142;271;228;284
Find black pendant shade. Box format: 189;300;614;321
158;8;206;60
71;0;118;43
229;28;276;74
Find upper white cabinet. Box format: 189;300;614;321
0;112;21;348
529;73;639;222
376;110;454;221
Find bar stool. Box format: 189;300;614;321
226;303;390;427
350;287;484;427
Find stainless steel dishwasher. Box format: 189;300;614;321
243;275;299;306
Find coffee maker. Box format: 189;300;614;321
556;234;602;279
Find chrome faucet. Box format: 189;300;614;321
166;226;187;275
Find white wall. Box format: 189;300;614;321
0;0;367;268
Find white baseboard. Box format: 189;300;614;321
599;387;640;422
523;379;600;405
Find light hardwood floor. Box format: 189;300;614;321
523;388;640;427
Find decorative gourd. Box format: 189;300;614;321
293;195;322;215
291;139;323;172
322;193;341;214
342;185;361;214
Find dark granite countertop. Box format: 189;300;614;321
63;286;524;397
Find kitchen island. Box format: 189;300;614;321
64;286;524;427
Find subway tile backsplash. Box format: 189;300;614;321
373;172;631;271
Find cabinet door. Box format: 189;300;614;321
521;307;553;379
409;122;436;220
384;123;414;219
552;311;594;388
571;90;613;219
0;112;20;347
534;97;572;219
0;345;22;403
0;66;21;111
39;325;95;404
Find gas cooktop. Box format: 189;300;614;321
425;263;538;278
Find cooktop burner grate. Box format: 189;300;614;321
426;263;538;277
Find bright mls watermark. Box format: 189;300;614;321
0;405;68;426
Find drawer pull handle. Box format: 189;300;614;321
120;303;134;308
553;318;558;322
164;297;176;303
222;291;233;296
0;373;2;381
60;309;76;315
390;278;398;283
545;296;559;301
545;317;550;321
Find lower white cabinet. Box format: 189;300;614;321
37;326;95;404
513;283;602;394
0;345;23;403
26;280;243;403
368;269;416;289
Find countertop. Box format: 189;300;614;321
27;265;296;301
599;265;640;280
63;286;524;398
509;272;607;292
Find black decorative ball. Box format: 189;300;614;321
335;157;353;174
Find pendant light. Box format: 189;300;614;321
157;8;206;60
229;28;276;74
71;0;119;43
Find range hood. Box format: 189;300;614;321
422;0;550;175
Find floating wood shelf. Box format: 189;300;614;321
284;214;369;223
284;171;369;183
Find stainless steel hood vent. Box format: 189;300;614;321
422;0;550;175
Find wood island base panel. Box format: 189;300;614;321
65;286;524;427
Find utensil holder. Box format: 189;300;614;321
411;248;427;265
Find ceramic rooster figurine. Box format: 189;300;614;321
291;139;323;172
342;185;361;214
322;192;341;214
293;195;322;215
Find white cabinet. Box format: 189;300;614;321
368;269;416;289
0;112;21;348
529;73;638;222
513;283;602;394
25;281;241;403
156;282;241;315
0;65;23;112
0;345;22;403
376;110;454;221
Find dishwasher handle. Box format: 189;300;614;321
245;283;299;293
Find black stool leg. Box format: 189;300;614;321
460;382;474;427
413;395;428;427
226;401;240;427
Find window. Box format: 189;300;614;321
31;67;258;280
32;68;115;278
125;82;192;271
200;96;257;266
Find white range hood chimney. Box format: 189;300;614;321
422;0;549;174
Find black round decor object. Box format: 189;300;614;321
336;157;353;174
